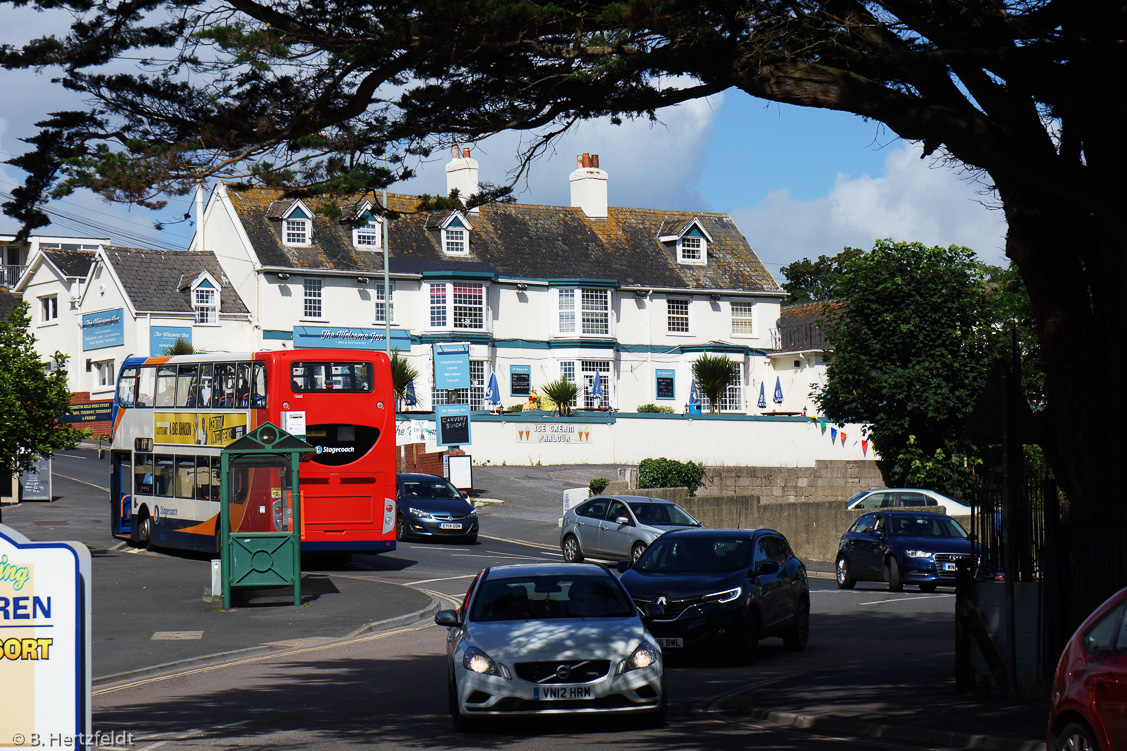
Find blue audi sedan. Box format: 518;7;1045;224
836;510;980;592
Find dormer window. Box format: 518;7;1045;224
441;214;471;255
283;205;312;246
679;236;703;262
190;275;220;324
661;218;712;266
352;205;382;249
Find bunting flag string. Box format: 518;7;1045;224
830;427;837;442
840;431;847;445
861;439;869;455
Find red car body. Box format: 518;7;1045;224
1048;586;1127;751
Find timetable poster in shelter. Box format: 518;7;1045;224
155;412;249;447
0;525;92;745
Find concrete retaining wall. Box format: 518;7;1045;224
397;411;875;467
619;487;972;564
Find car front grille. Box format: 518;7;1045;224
514;660;611;684
430;512;472;521
935;553;971;566
634;596;702;620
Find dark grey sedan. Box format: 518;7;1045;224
560;495;702;564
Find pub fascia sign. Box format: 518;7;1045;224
0;525;91;746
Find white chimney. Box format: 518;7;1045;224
570;153;608;218
446;145;480;213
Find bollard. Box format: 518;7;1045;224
211;559;221;597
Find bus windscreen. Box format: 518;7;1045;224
290;362;374;392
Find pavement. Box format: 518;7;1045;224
3;460;1048;750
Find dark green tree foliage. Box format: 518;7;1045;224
0;303;85;473
816;241;997;481
2;1;1125;522
637;457;706;496
780;248;863;305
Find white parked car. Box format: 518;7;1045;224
434;562;666;730
846;488;974;516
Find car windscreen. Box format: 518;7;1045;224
401;479;462;500
628;501;698;527
470;574;635;621
888;514;969;539
634;538;752;574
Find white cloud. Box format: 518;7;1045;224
733;143;1009;278
396;92;724;212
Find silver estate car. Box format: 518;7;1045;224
560;495;702;564
435;562;665;731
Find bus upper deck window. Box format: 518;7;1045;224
251;362;267;407
177;365;199;408
117;368;138;407
155;365;177;407
136;367;156;408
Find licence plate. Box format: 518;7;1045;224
536;685;593;701
439;523;463;530
656;637;683;648
942;563;958;572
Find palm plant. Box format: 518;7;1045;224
162;337;195;355
692;352;737;414
389;348;420;411
540;377;578;416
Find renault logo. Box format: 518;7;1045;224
656;595;668;608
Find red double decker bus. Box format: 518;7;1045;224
109;348;397;557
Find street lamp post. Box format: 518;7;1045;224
381;156;391;355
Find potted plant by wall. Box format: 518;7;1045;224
692;352;738;414
540;377;578;416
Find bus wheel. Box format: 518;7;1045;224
136;513;153;550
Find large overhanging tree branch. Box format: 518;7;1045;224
4;0;1126;529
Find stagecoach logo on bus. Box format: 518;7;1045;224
154;412;248;447
0;526;91;745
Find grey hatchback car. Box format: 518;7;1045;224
560;495;703;564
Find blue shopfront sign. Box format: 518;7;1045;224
151;325;192;356
293;325;411;351
82;308;125;350
434;342;471;390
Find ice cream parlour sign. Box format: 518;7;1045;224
516;423;594;443
0;525;91;747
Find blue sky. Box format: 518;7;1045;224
0;16;1010;282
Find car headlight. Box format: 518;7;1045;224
469;509;478;517
904;550;932;559
701;587;742;604
409;507;434;519
463;646;509;678
616;641;659;675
